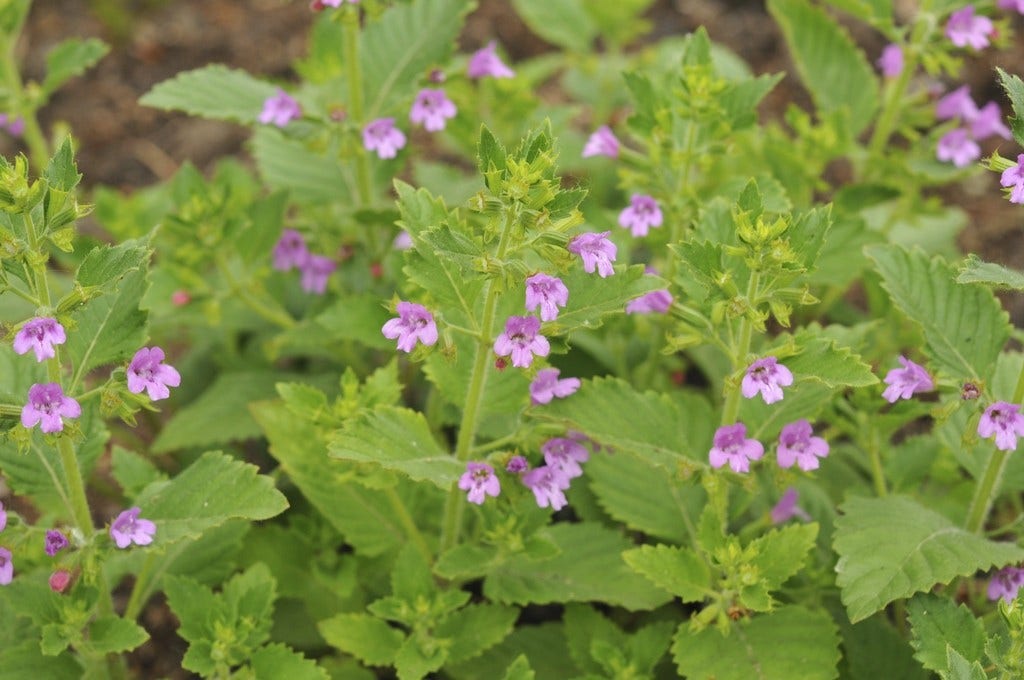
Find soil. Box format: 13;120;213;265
6;0;1024;677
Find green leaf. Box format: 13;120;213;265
545;264;664;335
318;613;404;666
64;264;148;378
250;643;328;680
750;522;818;591
361;0;472;119
739;381;833;441
622;545;711;602
135;451;288;546
251;127;351;205
329;406;461;489
395;636;447;680
767;0;878;135
43;136;81;192
834;495;1024;623
82;617;148;655
511;0;597;52
316;293;395;350
139;64;277;122
783;334;879;388
942;648;987;680
956;254;1024;290
0;642;81;680
907;594;986;673
821;0;892;26
111;447;166;497
671;606;841;680
867;245;1010;382
41;37;108;95
485;523;673;610
501;655;535;680
839;614;930;680
533;377;713;471
437;604;519;663
75;238;150;291
998;67;1024;148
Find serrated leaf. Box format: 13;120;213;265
319;614;403;666
111;447;166;498
501;655;535;680
250;643;328;680
767;0;878;135
749;522;818;590
251;127;352;205
329;406;461;488
867;245;1010;382
361;0;471;119
484;523;673;611
998;67;1024;148
739;380;833;441
545;264;664;335
907;594;986;673
942;647;987;680
75;238;150;290
956;255;1024;290
0;642;81;680
621;545;712;602
839;614;930;680
139;64;277;122
134;451;288;545
82;617;149;655
42;37;108;94
511;0;597;52
783;335;879;388
834;495;1024;623
671;606;841;680
437;604;518;663
395;636;447;680
316;293;395;350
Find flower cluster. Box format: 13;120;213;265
945;5;994;51
382;301;439;353
271;229;337;294
935;86;1009;167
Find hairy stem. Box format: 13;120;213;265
719;271;760;427
0;29;49;170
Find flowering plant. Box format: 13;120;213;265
5;0;1024;677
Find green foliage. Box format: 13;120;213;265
563;605;673;678
139;64;278;123
834;496;1024;622
41;38;109;96
998;67;1024;148
908;594;987;674
622;544;712;602
251;127;351;205
956;254;1024;290
511;0;597;52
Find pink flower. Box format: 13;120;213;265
493;315;549;368
1001;154;1024;204
381;301;438;353
776;420;830;471
741;356;794;404
988;566;1024;603
999;0;1024;13
945;6;994;50
708;423;764;473
318;0;358;6
525;273;569;321
978;401;1024;451
109;507;156;549
876;44;903;78
127;347;181;401
21;383;81;433
409;88;457;132
393;231;413;250
530;368;580;405
0;501;6;532
970;102;1011;140
45;530;68;557
299;254;336;294
272;229;309;271
625;289;673;315
582;125;620;158
771;487;811;524
568;231;617;278
542;437;589;480
935;86;979;122
458;462;500;505
467;41;515;79
13;317;66;362
522;465;569;510
0;547;12;585
4;116;24;137
618;194;663;237
936;128;980;167
258;89;302;127
49;569;71;593
506;455;529;474
362;118;407;159
881;355;933;403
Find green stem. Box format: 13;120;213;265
215;253;295;330
0;31;49;170
720;271;760;427
867;424;888;497
384;487;432;562
343;11;373;208
123;553;157;620
439;210;517;553
57;437;94;539
964;366;1024;532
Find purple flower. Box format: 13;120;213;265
771;487;811;524
319;0;358;6
1001;154;1024;204
741;356;794;404
44;530;68;557
127;347;181;401
999;0;1024;13
618;194;663;237
458;462;500;505
582;125;620;158
21;383;81;433
881;355;934;403
506;455;529;473
568;231;617;278
936;128;980;167
542;437;589;480
522;465;569;510
988;566;1024;603
299;254;336;294
0;547;12;585
467;41;515;79
530;368;580;405
945;6;994;50
362;118;407;159
708;423;764;473
258;89;302;127
935;86;978;122
525;273;569;321
978;401;1024;451
0;501;6;532
625;289;673;315
13;317;66;362
382;301;438;353
970;102;1011;140
109;507;156;549
4;116;24;137
393;231;413;250
409;88;457;132
493;316;550;368
272;229;309;271
776;420;830;471
876;44;903;78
